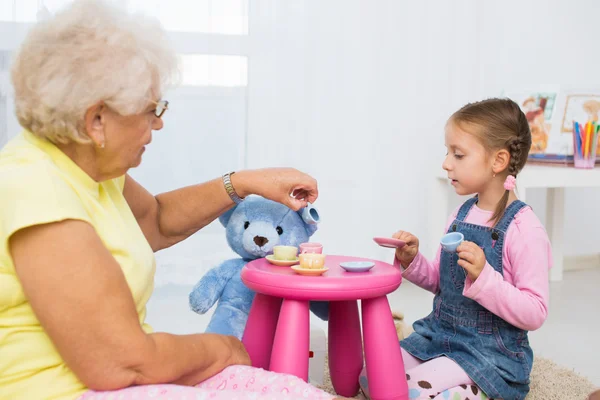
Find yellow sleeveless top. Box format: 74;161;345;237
0;131;156;400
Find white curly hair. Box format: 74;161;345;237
11;0;179;144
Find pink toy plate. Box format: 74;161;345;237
373;237;406;249
290;265;329;276
265;254;299;266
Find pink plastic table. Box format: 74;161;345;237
241;255;409;400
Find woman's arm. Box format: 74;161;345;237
123;168;318;252
10;219;250;391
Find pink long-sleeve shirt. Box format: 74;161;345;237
399;203;552;331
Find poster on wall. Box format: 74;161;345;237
503;86;600;163
558;93;600;159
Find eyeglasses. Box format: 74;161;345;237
151;99;169;118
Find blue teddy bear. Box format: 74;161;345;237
189;195;329;339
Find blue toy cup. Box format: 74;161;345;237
440;232;464;253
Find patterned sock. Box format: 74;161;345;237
432;384;489;400
359;357;489;400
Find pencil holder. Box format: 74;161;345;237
572;120;598;169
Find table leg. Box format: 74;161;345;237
362;296;409;400
269;299;310;381
430;177;450;255
328;300;363;397
242;293;282;370
546;187;565;281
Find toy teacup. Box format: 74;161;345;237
272;245;298;261
440;232;464;253
299;253;326;269
299;242;323;254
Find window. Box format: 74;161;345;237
127;0;248;35
0;0;70;23
180;54;247;87
0;0;249;35
1;1;249;87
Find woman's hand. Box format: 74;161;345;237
456;241;486;281
233;168;318;211
392;230;420;269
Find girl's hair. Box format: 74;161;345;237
449;98;532;225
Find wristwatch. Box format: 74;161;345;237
222;171;244;204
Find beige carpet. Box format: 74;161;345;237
318;355;597;399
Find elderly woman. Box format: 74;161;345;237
0;1;344;399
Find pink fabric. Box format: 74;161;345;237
78;365;335;399
398;203;551;331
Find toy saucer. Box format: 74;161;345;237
290;265;329;276
266;254;299;266
339;261;375;272
373;237;406;249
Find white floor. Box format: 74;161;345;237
146;267;600;387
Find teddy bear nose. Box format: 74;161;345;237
253;236;269;247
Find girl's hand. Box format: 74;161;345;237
456;241;486;281
233;168;318;211
392;230;419;269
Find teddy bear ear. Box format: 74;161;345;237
219;205;237;227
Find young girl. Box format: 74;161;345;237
361;98;551;400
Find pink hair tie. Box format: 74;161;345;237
504;175;516;191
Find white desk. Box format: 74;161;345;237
431;163;600;281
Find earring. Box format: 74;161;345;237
493;173;496;178
99;141;105;149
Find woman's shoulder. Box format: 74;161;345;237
0;136;81;210
0;132;54;174
0;152;65;195
0;151;91;253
